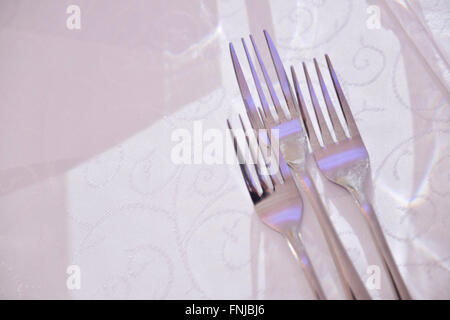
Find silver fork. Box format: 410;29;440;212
291;55;412;300
230;31;371;300
227;116;326;300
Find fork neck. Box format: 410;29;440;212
344;167;373;209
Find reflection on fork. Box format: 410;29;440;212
227;116;326;300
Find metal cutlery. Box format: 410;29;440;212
230;31;371;300
227;116;326;300
291;55;412;300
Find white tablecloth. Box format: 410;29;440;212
0;0;449;299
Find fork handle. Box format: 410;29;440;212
354;195;412;300
290;166;370;299
300;173;371;300
285;229;326;300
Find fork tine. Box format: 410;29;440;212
252;108;284;185
251;108;290;183
227;119;263;199
249;35;285;121
314;58;347;142
325;54;360;138
263;30;298;117
238;115;275;190
303;62;334;147
291;66;321;152
241;38;274;123
229;42;264;130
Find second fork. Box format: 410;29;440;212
228;116;326;300
292;55;412;300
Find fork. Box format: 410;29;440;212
230;31;371;300
291;55;412;300
227;116;326;300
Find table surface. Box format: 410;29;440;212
0;0;449;299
